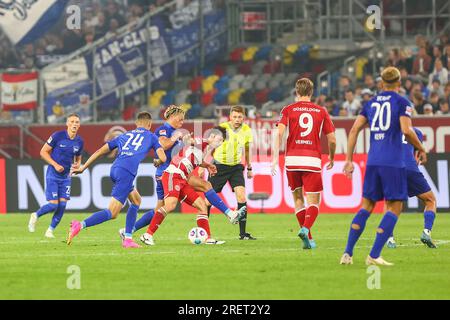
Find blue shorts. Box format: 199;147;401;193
46;176;72;201
110;167;135;204
363;166;408;202
156;175;165;201
407;170;431;198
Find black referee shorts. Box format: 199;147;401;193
209;163;246;193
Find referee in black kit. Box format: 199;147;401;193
206;106;256;240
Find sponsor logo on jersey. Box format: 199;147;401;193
159;130;167;136
406;106;413;117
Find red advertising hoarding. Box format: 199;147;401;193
182;154;385;214
11;117;448;160
0;158;6;214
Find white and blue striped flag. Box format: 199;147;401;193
0;0;69;45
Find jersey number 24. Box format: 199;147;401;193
123;133;144;151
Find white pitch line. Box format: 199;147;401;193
2;251;178;259
1;240;448;259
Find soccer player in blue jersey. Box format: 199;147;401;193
67;112;166;248
340;67;427;266
120;105;185;237
386;127;437;249
28;114;84;238
124;106;246;241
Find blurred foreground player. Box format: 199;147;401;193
140;127;247;246
68;112;166;248
126;106;246;238
272;78;337;250
341;67;427;266
387;127;437;249
206;106;255;240
28;114;84;238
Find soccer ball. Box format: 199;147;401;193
188;227;208;245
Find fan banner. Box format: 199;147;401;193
0;0;69;45
0;72;39;111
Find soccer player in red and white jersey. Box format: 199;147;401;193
140;127;247;246
272;78;337;249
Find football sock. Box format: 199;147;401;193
82;210;113;229
147;208;167;235
36;203;58;218
50;201;67;230
370;211;398;259
296;209;313;240
125;204;139;238
424;210;435;231
133;210;155;233
303;205;319;230
205;190;230;216
238;202;247;236
197;214;211;238
344;208;371;256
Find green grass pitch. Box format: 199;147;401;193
0;213;449;300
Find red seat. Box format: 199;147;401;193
214;65;225;77
255;88;270;105
189;76;204;92
238;62;253;75
230;47;246;63
263;61;281;74
201;89;217;106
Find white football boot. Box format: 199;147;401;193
118;228;126;241
45;228;55;239
28;212;38;233
206;239;226;245
340;253;354;265
140;233;155;246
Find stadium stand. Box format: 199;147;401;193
1;0;450;125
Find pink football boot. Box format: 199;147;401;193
67;220;82;245
122;238;141;249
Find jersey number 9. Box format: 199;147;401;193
299;113;314;137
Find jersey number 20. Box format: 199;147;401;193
123;133;144;151
371;102;391;132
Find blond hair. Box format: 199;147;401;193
381;67;401;90
164;105;186;120
295;78;314;97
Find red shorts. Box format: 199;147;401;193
162;172;200;206
286;171;323;193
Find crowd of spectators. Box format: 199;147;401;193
318;33;450;117
0;0;187;69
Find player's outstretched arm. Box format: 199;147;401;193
155;147;167;164
200;161;217;176
72;144;111;175
159;131;184;151
344;115;367;178
272;124;286;176
400;116;427;164
326;132;337;170
40;144;64;173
